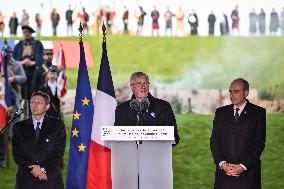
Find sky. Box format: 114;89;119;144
0;0;284;36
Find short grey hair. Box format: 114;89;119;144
232;78;249;91
130;72;149;85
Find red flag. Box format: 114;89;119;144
57;46;68;98
0;50;6;130
86;38;115;189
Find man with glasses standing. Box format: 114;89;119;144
114;71;180;145
210;78;266;189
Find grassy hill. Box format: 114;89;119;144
0;114;283;189
65;36;284;98
1;36;283;97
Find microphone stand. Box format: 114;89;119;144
136;109;142;189
0;112;21;136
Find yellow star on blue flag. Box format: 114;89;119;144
82;97;90;106
66;41;94;189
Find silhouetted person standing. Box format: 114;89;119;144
231;5;240;35
220;13;229;35
122;6;129;35
50;8;60;36
188;9;198;35
249;9;258;36
82;8;89;35
21;9;29;26
175;6;185;36
135;6;147;36
9;12;18;36
280;7;284;35
35;13;42;36
258;9;266;35
269;8;279;36
164;6;174;36
208;11;216;36
65;5;73;36
151;6;160;36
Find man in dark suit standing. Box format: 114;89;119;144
12;91;66;189
210;78;266;189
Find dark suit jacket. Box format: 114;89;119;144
39;84;61;119
114;93;180;145
210;101;266;189
12;115;66;189
31;64;49;94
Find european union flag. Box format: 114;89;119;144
66;41;94;189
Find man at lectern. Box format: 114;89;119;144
114;71;180;145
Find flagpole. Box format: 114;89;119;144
102;22;106;42
79;22;83;42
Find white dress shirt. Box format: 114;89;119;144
48;81;57;96
32;116;44;130
233;101;247;117
219;101;248;171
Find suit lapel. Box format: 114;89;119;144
39;115;50;140
25;118;37;143
228;104;235;124
237;101;250;123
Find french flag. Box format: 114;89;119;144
86;39;116;189
0;49;6;130
57;45;68;98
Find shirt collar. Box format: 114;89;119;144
32;116;44;130
234;100;247;114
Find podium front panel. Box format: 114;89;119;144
138;141;173;189
111;142;138;189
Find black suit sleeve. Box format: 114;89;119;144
114;107;122;126
31;68;40;93
163;102;180;145
242;108;266;170
12;125;33;167
41;120;66;173
210;108;225;166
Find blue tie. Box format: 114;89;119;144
35;122;41;139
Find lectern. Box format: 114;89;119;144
101;126;174;189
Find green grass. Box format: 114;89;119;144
0;114;283;189
1;36;284;97
69;36;284;98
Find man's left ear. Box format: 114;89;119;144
245;90;249;97
46;103;50;111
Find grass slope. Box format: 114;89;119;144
1;36;283;97
0;114;283;189
66;36;284;98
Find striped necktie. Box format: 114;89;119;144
234;108;240;122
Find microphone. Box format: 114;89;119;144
140;98;150;112
130;99;140;112
14;108;25;117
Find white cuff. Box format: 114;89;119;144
219;161;226;169
240;164;247;171
41;167;47;174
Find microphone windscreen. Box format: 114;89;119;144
130;99;140;112
140;98;150;111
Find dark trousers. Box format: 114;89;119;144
0;130;7;167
